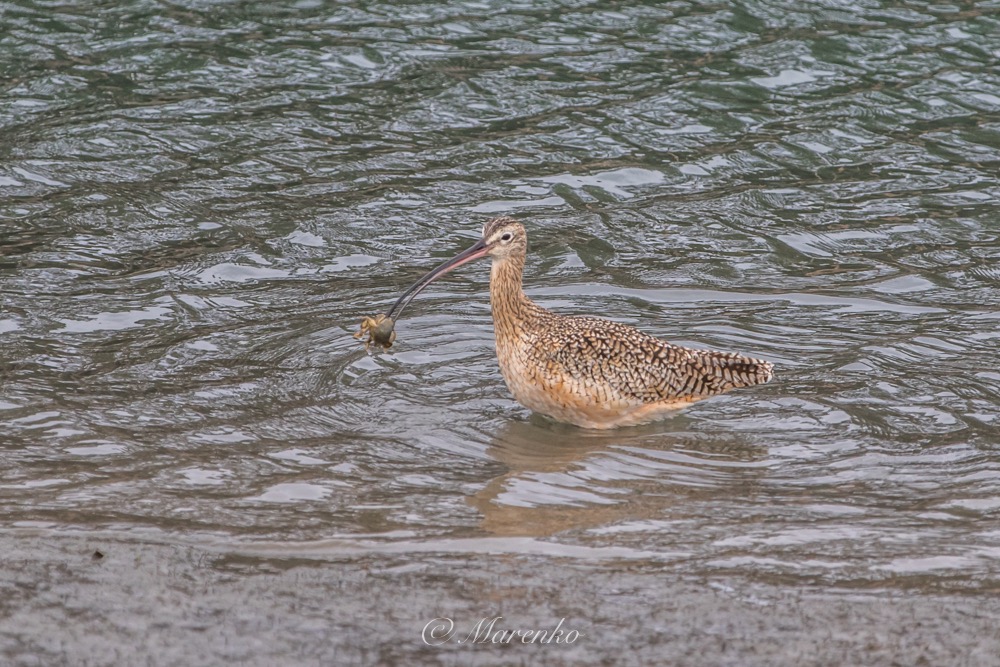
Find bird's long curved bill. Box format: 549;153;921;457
386;238;489;320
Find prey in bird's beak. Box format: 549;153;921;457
354;313;396;351
354;236;491;351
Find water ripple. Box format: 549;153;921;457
1;0;998;593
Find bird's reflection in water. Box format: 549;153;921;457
472;416;769;538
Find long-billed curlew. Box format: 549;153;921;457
376;216;773;429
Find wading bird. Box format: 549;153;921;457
364;217;773;429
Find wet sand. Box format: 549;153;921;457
1;532;997;667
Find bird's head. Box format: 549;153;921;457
386;217;527;320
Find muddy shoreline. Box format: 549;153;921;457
1;532;996;667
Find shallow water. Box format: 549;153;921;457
2;0;1000;642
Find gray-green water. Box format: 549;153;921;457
2;1;1000;665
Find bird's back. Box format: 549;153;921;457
496;307;773;428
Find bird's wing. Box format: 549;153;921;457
539;316;773;404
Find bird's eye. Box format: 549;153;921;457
500;232;512;242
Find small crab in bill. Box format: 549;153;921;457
353;313;396;351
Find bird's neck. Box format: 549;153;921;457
489;255;532;337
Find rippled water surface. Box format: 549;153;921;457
2;0;1000;660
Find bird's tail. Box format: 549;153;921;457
686;349;774;397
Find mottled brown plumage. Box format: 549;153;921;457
392;216;773;429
